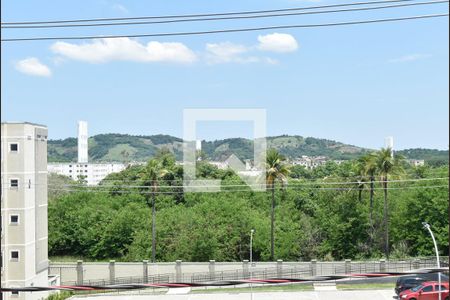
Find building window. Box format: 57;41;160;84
9;143;18;152
10;215;19;225
10;250;19;261
10;179;19;188
69;170;72;173
11;291;19;297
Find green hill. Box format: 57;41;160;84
47;133;448;164
396;148;449;166
48;134;183;162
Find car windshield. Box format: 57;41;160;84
411;285;424;292
404;279;420;285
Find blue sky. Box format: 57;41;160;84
1;0;449;150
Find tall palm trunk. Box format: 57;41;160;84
369;175;375;247
369;176;374;227
358;186;363;202
151;183;157;263
383;176;389;259
270;182;275;261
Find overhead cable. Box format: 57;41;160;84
2;13;448;42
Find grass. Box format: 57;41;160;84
190;282;395;294
191;284;314;294
45;291;73;300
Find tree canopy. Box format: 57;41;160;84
48;151;449;262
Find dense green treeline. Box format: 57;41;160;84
48;151;449;262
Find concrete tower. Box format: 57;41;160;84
77;121;88;163
385;136;394;157
195;140;202;151
1;122;49;300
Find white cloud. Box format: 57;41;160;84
15;57;52;77
205;42;257;64
389;53;432;63
205;34;297;65
51;38;197;64
257;33;299;53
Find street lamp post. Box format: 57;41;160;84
250;229;255;300
250;229;254;266
422;222;442;300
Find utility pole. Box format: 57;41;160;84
423;222;442;300
250;229;254;266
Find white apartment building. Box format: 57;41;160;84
47;121;127;185
1;122;49;300
47;163;126;185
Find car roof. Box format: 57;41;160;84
421;281;449;285
398;275;429;282
398;274;449;281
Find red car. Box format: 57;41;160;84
399;281;449;300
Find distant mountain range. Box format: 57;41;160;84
47;134;448;165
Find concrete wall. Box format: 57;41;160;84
48;257;444;285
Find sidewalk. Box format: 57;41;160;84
71;289;395;300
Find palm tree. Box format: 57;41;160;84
141;159;169;263
375;148;405;258
354;160;367;203
265;149;290;261
358;153;378;230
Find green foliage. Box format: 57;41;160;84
48;173;77;201
48;151;449;262
49;192;148;259
45;291;73;300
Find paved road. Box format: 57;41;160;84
72;290;395;300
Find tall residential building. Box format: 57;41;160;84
1;122;49;300
77;121;88;164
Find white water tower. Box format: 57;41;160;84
78;121;88;163
385;136;394;157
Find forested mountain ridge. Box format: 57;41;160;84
47;133;448;165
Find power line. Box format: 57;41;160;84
2;13;448;42
95;169;449;182
6;176;448;189
0;0;428;25
2;0;447;29
45;185;449;194
43;177;449;189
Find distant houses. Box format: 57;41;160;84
290;155;338;169
408;159;425;167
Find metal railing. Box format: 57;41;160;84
50;257;448;287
